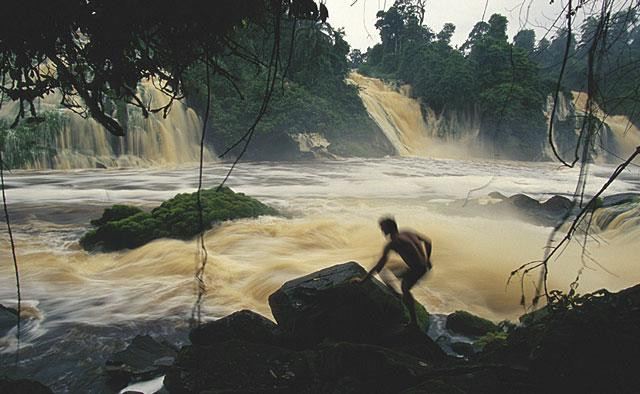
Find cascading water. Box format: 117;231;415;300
347;72;482;159
547;91;640;164
346;72;431;156
350;72;639;164
0;80;214;169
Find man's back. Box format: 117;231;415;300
388;230;431;271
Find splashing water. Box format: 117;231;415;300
0;80;214;169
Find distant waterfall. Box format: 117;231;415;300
346;72;430;156
572;91;640;164
347;72;481;158
0;80;214;169
545;91;640;164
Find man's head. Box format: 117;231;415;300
379;217;398;236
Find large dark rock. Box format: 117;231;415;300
480;284;640;393
0;378;52;394
492;194;573;226
164;339;434;393
105;335;177;390
446;311;500;337
540;195;572;214
80;187;278;251
268;262;430;346
505;194;540;211
450;341;475;358
602;193;640;207
0;304;19;336
189;309;282;347
401;364;539;394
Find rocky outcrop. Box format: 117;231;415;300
0;378;52;394
105;335;177;390
496;194;573;226
189;309;283;348
448;193;574;227
445;311;500;337
80;187;278;252
480;284;640;393
131;263;640;393
164;262;447;393
268;262;430;346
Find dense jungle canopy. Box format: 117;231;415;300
359;0;640;160
0;0;328;136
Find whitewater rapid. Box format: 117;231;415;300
1;157;639;390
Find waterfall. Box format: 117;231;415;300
346;72;430;156
0;80;214;169
346;72;481;158
569;91;640;164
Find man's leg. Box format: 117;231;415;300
401;270;421;328
380;268;402;297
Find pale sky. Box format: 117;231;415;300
324;0;583;51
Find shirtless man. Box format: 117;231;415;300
355;217;432;329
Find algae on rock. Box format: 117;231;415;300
80;187;278;251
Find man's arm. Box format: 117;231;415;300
363;244;392;281
413;233;431;260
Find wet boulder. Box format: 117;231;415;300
164;339;434;393
602;193;640;207
540;195;572;215
446;311;500;337
479;284;640;393
268;262;429;346
494;194;573;226
0;304;19;336
504;194;540;211
0;378;52;394
189;309;283;347
450;341;475;358
401;364;539;393
105;335;177;390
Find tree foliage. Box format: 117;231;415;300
184;21;386;159
0;0;328;136
534;7;640;126
363;0;549;160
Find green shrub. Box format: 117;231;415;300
80;187;278;251
474;330;508;351
90;205;143;226
446;310;500;337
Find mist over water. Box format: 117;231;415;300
2;157;639;325
1;157;639;390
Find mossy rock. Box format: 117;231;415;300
474;330;508;351
80;187;278;251
412;302;430;333
451;341;475;357
90;204;143;226
519;305;551;326
446;310;500;337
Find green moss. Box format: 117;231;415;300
446;310;500;337
414;302;431;333
90;205;143;226
474;330;508;351
519;306;551;326
592;197;604;209
81;187;278;251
